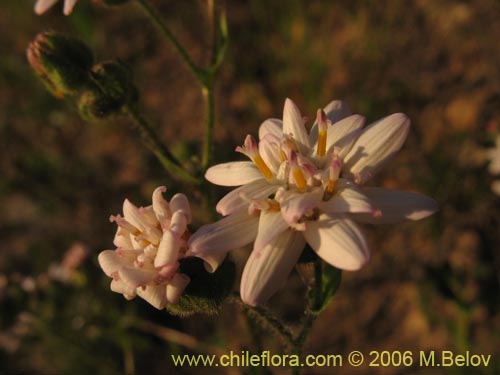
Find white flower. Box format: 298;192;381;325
189;98;438;306
98;186;191;309
34;0;78;15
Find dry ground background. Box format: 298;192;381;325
0;0;499;374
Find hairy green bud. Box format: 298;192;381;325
79;60;138;120
166;257;236;317
27;31;93;98
78;88;123;120
90;60;136;105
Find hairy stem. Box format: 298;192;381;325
291;260;323;375
229;293;295;350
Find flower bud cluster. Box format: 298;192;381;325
27;31;137;120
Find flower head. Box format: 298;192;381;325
98;186;191;309
34;0;78;15
189;98;438;306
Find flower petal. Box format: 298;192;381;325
321;184;376;214
169;193;191;223
155;231;180;268
123;199;147;231
280;187;323;225
351;188;438;224
254;210;289;251
34;0;59;14
98;250;125;277
259;118;283;140
282;98;311;155
166;273;190;304
216;179;278;216
169;211;187;237
304;215;370;270
137;285;167;309
324;100;353;123
63;0;78;15
113;227;133;249
152;186;171;224
110;279;137;299
188;210;259;271
325;115;365;158
309;100;352;143
205;162;264;186
343;113;410;184
240;230;305;306
259;133;283;173
118;266;156;289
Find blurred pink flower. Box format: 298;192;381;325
189;98;438;306
98;186;191;309
34;0;78;15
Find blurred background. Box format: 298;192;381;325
0;0;499;374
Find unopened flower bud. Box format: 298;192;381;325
78;88;123;120
79;60;138;120
166;257;236;317
27;31;93;98
90;60;137;105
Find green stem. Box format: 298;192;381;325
201;84;215;168
135;0;208;86
124;104;200;185
291;260;323;375
229;293;295;350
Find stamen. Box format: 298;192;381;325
266;199;281;211
236;134;274;179
253;155;274;179
289;152;307;191
326;180;337;195
316;109;329;157
323;151;342;196
282;134;299;153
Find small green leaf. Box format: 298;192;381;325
309;262;342;314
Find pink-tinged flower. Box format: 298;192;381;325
98;187;191;309
189;98;438;306
34;0;78;15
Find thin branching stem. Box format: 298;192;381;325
135;0;208;86
201;84;215;168
124;104;201;184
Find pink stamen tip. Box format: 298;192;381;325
109;214;120;223
316;109;329;129
373;209;382;218
288;150;298;165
